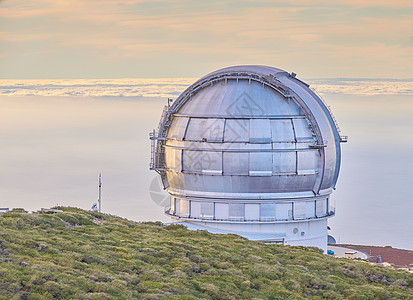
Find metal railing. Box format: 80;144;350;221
165;205;335;223
149;130;166;170
311;88;348;143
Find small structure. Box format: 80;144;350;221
328;235;337;244
91;203;99;212
345;251;358;259
40;208;63;214
0;208;9;215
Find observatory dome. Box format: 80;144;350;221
150;65;346;252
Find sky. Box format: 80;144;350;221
1;0;413;79
0;0;413;249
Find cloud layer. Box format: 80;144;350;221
0;78;412;97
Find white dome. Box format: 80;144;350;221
150;65;346;251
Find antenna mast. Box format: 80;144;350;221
98;173;102;213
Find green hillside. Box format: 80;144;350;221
0;207;412;299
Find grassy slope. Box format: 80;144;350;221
0;207;412;300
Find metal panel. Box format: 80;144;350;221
175;198;180;214
170;197;175;213
185;118;225;142
306;201;316;218
176;199;189;217
184;118;206;141
273;143;296;174
260;203;276;220
190;201;201;218
250;119;271;143
183;150;222;173
224;119;249;142
276;203;292;220
229;203;244;219
202;151;222;173
327;197;334;214
223;152;249;175
206;119;225;142
294;202;306;219
292;118;313;141
169;117;189;140
215;203;229;219
316;199;327;217
201;202;214;218
182;150;202;172
297;150;318;175
245;204;260;220
270;119;295;142
165;148;182;171
249;152;272;176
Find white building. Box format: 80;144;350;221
150;65;346;252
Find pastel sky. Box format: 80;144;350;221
1;0;412;79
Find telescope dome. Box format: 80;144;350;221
150;65;346;252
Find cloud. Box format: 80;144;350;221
247;0;413;8
0;78;412;97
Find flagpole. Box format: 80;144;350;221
98;173;102;213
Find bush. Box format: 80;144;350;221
0;207;411;299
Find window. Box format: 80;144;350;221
260;203;276;221
316;199;327;217
229;203;244;220
245;204;260;220
306;201;316;218
175;199;189;217
190;201;201;218
170;197;176;214
276;203;292;220
215;203;229;220
294;202;306;219
201;202;214;219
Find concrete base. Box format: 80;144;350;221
171;218;328;253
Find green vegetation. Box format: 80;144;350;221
0;207;412;299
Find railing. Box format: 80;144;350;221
149;130;167;170
157;105;169;134
149;130;156;169
165;207;335;223
311;88;348;143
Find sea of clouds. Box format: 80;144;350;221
0;78;412;98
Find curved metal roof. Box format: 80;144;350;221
202;65;288;79
150;65;345;204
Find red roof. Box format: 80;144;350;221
337;244;413;268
